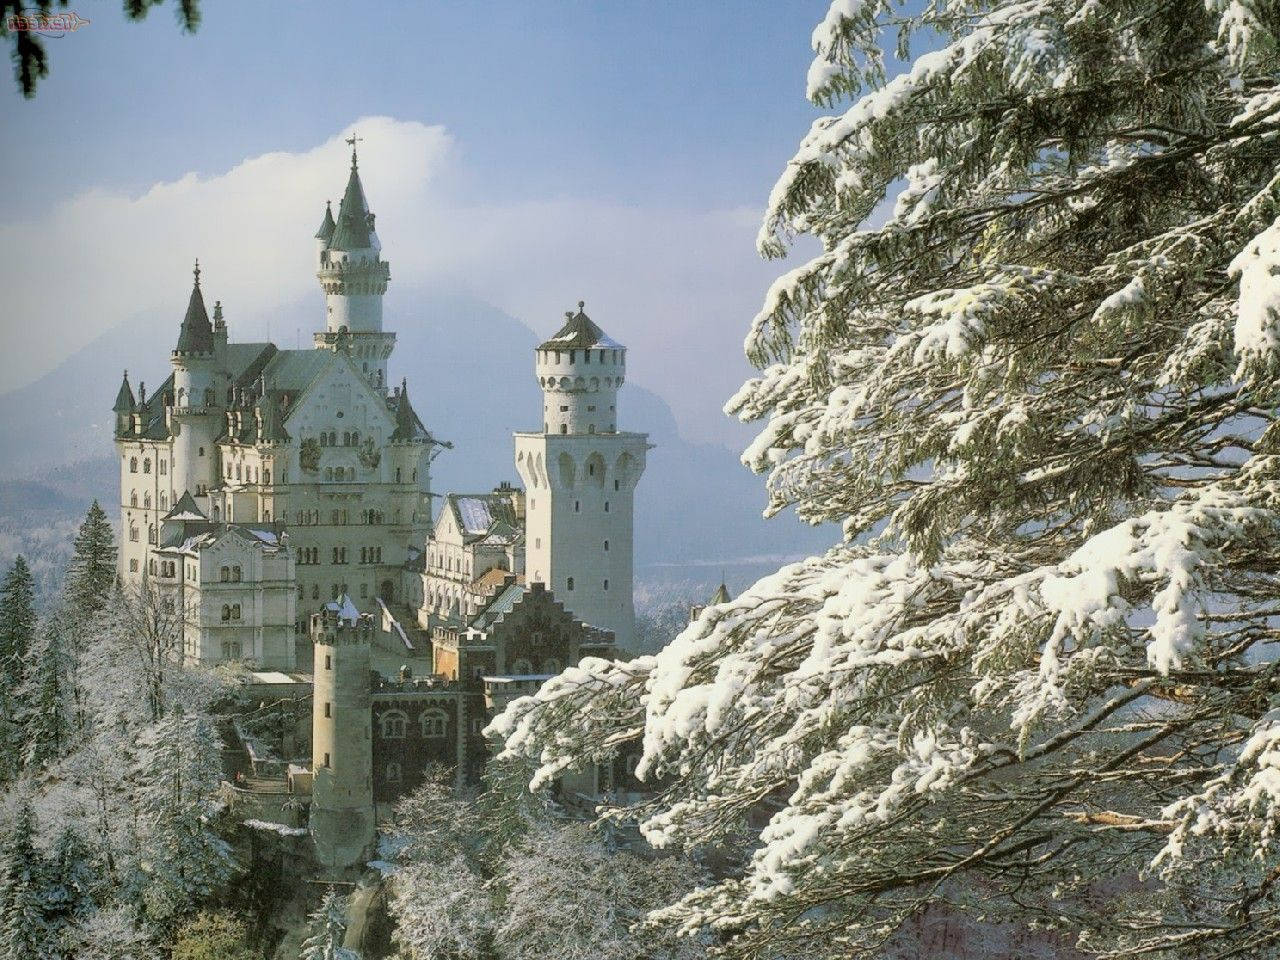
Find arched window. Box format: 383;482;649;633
352;431;359;445
212;504;220;520
603;540;609;552
320;433;328;447
220;566;229;582
147;524;156;544
231;603;241;619
386;762;402;783
129;525;139;542
420;710;446;737
143;458;151;474
567;576;574;591
143;492;151;509
129;457;138;473
130;491;137;507
343;431;351;446
380;710;408;739
604;579;609;590
160;493;168;509
511;658;533;675
221;604;231;622
263;468;271;484
232;565;242;582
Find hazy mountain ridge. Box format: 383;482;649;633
0;290;832;571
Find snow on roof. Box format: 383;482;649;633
376;597;413;651
456;496;497;535
248;528;279;544
248;671;299;685
482;674;557;684
324;594;361;624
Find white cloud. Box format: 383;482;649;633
0;116;778;445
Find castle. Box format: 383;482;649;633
113;143;650;868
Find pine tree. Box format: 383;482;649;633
300;887;359;960
493;1;1280;957
20;614;77;768
47;826;98;930
131;707;235;925
0;802;56;960
0;556;36;689
0;557;37;781
66;501;116;621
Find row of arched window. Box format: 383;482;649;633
127;456;167;475
318;430;361;447
128;490;170;511
324;466;356;482
219;565;242;582
378;709;447;739
220;604;242;621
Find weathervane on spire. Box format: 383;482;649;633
193;258;201;287
346;133;363;169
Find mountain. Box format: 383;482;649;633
0;289;834;570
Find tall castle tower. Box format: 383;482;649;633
169;261;223;499
314;136;395;391
514;303;649;649
310;600;376;871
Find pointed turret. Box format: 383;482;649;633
314;200;336;244
175;260;214;355
113;370;135;414
710;582;732;605
329;154;375;252
391;378;421;441
256;391;291;444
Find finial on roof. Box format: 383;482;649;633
578;300;585;312
193;258;200;287
213;300;223;324
345;133;363;169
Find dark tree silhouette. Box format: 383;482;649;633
2;0;200;98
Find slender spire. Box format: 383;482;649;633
113;369;135;413
391;377;420;441
346;133;363;170
315;199;336;243
175;260;213;354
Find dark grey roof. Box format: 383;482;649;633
164;491;206;521
314;201;336;243
470;583;526;631
256;392;290;443
113;371;135;414
328;165;374;251
390;378;432;442
538;302;623;351
442;492;521;543
175;273;214;354
135;374;175;439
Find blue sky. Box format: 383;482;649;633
0;0;832;445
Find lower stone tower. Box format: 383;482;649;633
310;599;375;871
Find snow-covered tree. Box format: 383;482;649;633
65;500;115;620
20;613;78;768
0;557;37;781
61;904;158;960
0;556;37;688
391;853;493;960
494;0;1280;956
131;707;235;924
300;886;360;960
496;821;703;960
0;801;57;960
168;909;256;960
47;825;99;929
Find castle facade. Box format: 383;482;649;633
114;146;650;869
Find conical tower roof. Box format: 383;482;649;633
256;392;291;443
391;378;423;441
175;260;214;354
538;301;623;350
329;154;374;251
113;370;135;413
710;582;731;605
314;200;336;243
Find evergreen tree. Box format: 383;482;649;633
300;887;359;960
66;501;116;621
0;802;56;960
20;614;77;768
0;557;36;781
493;1;1280;957
0;556;36;689
131;707;235;925
47;826;98;930
169;910;255;960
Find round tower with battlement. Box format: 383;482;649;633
310;598;376;872
314;138;395;392
170;261;223;498
515;303;649;650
